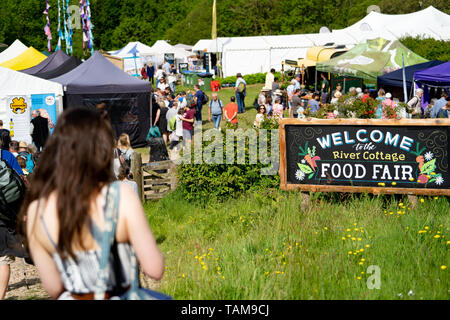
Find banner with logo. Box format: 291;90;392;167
31;93;57;134
6;95;32;144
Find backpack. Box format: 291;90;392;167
0;151;26;228
237;81;246;93
18;151;35;174
201;91;209;105
168;116;176;131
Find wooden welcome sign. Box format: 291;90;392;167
279;118;450;196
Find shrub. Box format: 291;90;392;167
177;129;279;203
216;72;282;86
400;36;450;62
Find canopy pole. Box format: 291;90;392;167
314;68;317;92
343;77;346;94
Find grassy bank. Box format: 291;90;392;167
144;190;449;300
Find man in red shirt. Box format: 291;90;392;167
224;96;238;128
180;104;196;145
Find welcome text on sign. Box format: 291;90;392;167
316;129;414;152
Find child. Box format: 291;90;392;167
254;105;267;128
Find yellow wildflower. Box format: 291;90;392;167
440;265;447;270
356;276;361;280
420;199;424;203
348;251;353;255
365;244;370;248
425;226;429;230
434;235;441;239
182;274;185;278
342;237;346;240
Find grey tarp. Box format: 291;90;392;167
20;50;71;75
50;52;152;148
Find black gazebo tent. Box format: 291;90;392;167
20;50;71;75
50;52;152;147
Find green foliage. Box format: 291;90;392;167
400;36;450;62
217;72;281;86
145;191;450;299
177;129;279;203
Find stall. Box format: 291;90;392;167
316;38;428;82
414;61;450;109
0;46;47;71
377;60;445;101
108;41;153;77
0;67;64;143
50;52;152;147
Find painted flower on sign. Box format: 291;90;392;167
297;142;321;180
424;151;434;161
295;170;305;181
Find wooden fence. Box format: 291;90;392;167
131;152;177;201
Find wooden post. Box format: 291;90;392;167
131;152;144;202
407;195;418;209
300;192;311;212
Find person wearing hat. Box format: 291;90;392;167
235;73;246;113
258;88;269;107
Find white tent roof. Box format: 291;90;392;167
0;39;28;64
174;43;193;51
140;40;191;59
0;67;63;97
192;38;231;53
109;41;153;58
334;6;450;41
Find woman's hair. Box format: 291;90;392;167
266;96;273;105
118;164;133;181
118;133;131;150
378;89;385;97
258;105;267;113
19;107;116;259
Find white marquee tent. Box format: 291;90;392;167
334;6;450;41
194;6;450;77
109;41;153;76
140;40;191;68
0;39;28;64
0;66;64;143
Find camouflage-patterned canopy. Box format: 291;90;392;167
316;38;428;81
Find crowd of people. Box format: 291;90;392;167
251;71;450;124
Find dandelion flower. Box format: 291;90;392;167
360;248;364;252
356;276;361;280
425;226;429;230
351;237;356;241
341;237;346;240
357;238;362;241
348;251;353;255
434;235;441;239
346;228;351;232
365;244;370;248
361;258;366;262
434;197;438;200
440;265;447;270
361;272;364;275
359;262;364;265
446;241;450;245
182;273;185;278
420;199;424;203
265;272;270;275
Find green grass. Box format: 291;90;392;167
144;190;449;300
177;84;266;130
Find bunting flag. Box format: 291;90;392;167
56;0;62;51
65;0;73;54
80;0;95;55
43;0;52;52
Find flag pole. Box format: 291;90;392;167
402;53;408;102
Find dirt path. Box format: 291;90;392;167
5;258;159;300
5;258;49;300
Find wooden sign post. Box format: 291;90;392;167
279;118;450;196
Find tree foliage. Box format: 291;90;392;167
0;0;449;59
400;36;450;62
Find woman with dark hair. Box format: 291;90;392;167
19;108;167;300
